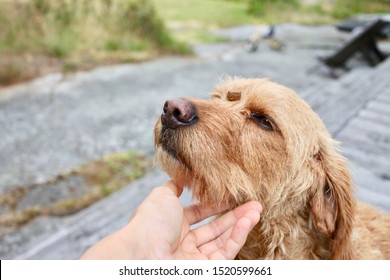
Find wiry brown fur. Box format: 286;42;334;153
154;78;390;259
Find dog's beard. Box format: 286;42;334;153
155;144;257;207
155;146;212;204
155;146;192;188
155;120;259;206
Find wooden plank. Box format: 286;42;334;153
359;110;390;125
338;118;390;152
350;163;390;214
302;58;390;135
341;145;390;178
378;92;390;103
365;100;390;116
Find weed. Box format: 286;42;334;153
0;150;152;229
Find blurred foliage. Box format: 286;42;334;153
248;0;390;23
248;0;300;16
152;0;259;44
0;0;189;86
0;0;187;55
332;0;390;19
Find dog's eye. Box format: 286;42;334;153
251;112;273;131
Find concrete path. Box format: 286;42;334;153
1;24;389;259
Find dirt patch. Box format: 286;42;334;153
0;51;159;88
0;150;152;232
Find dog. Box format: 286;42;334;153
154;77;390;259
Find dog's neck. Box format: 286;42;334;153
237;207;333;260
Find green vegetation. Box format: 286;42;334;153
153;0;390;44
152;0;259;43
331;0;390;19
248;0;390;24
0;151;152;228
248;0;300;16
0;0;189;86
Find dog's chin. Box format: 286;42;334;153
157;142;189;172
156;145;237;206
156;145;192;186
160;142;178;162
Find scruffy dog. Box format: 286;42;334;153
154;78;390;259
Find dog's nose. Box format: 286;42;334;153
161;98;198;129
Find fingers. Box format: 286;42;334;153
189;201;262;248
209;209;261;260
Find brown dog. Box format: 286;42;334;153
154;77;390;259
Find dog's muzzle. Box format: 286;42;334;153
161;98;198;130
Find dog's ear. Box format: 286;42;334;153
310;147;356;259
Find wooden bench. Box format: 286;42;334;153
319;19;389;70
336;18;390;38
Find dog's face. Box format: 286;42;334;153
155;78;329;205
154;78;355;258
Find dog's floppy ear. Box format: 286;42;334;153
310;146;356;259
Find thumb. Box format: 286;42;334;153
158;180;183;197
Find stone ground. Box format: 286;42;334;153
0;23;389;259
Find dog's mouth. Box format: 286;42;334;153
160;134;178;159
158;126;193;171
156;125;246;206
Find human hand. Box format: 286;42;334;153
80;180;262;260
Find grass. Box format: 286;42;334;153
154;0;390;44
152;0;260;44
0;0;189;87
331;0;390;19
248;0;390;24
0;150;152;229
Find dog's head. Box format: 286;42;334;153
154;78;355;259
